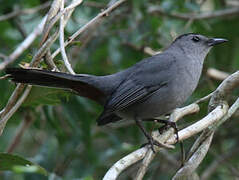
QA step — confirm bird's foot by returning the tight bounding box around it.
[141,136,174,153]
[156,120,179,143]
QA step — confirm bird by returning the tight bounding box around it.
[6,33,228,151]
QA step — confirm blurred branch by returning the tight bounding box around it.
[52,0,127,59]
[84,1,106,8]
[7,112,34,153]
[59,0,83,74]
[44,51,59,71]
[0,53,7,60]
[40,0,62,45]
[148,6,239,20]
[1,0,127,136]
[207,68,230,81]
[0,16,47,70]
[40,0,83,45]
[123,42,160,56]
[0,1,51,22]
[0,32,58,135]
[201,146,239,180]
[0,86,32,135]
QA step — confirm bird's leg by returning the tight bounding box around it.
[135,117,170,153]
[144,118,185,165]
[155,120,179,142]
[154,119,185,166]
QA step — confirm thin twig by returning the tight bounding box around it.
[0,53,7,60]
[40,0,84,45]
[59,0,83,74]
[40,0,62,45]
[201,146,239,180]
[52,0,127,59]
[103,104,200,180]
[7,112,34,153]
[0,86,32,135]
[0,16,47,70]
[44,51,59,71]
[194,92,213,104]
[148,6,239,20]
[207,68,230,81]
[0,32,59,134]
[0,1,51,22]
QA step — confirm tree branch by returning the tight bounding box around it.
[0,16,47,70]
[0,1,51,22]
[172,131,214,180]
[148,6,239,20]
[52,0,127,59]
[209,70,239,111]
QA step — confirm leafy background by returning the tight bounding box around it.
[0,0,239,179]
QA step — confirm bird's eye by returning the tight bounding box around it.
[192,36,200,42]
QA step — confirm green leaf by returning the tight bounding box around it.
[0,153,48,176]
[83,176,94,180]
[22,86,70,107]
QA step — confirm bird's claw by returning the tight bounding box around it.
[141,136,173,153]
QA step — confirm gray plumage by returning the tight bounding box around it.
[6,33,228,126]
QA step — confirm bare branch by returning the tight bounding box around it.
[44,51,59,71]
[0,32,59,134]
[172,131,214,180]
[7,112,34,153]
[30,31,59,67]
[103,104,200,180]
[40,0,62,45]
[167,103,228,144]
[207,68,230,81]
[0,1,51,22]
[59,0,75,74]
[103,147,148,180]
[0,86,32,135]
[171,69,239,179]
[201,146,239,180]
[40,0,86,45]
[52,0,127,59]
[59,0,83,74]
[84,1,106,8]
[213,97,239,129]
[209,70,239,111]
[0,16,47,70]
[194,92,213,104]
[148,6,239,20]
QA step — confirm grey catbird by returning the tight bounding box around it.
[6,33,227,150]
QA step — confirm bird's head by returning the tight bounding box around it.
[170,33,228,60]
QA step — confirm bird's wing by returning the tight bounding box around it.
[97,53,177,125]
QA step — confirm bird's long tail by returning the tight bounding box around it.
[6,68,105,103]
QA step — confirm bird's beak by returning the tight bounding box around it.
[207,38,228,46]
